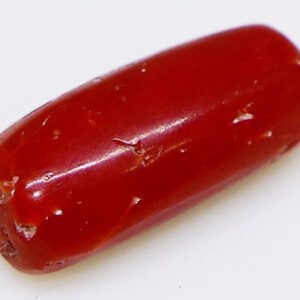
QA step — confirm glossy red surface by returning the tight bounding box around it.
[0,25,299,273]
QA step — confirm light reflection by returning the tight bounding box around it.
[26,116,190,189]
[137,116,188,142]
[26,147,126,189]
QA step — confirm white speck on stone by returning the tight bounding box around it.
[233,113,254,124]
[42,116,50,126]
[42,172,54,182]
[132,196,142,205]
[180,148,187,153]
[263,130,273,138]
[4,176,19,187]
[141,68,146,73]
[15,223,37,241]
[0,176,19,204]
[33,190,42,198]
[54,209,63,216]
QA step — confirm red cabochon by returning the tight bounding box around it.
[0,25,299,273]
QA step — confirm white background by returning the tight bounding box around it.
[0,1,300,299]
